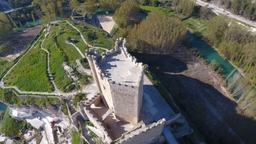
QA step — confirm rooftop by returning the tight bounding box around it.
[26,116,45,129]
[9,108,32,119]
[88,75,176,140]
[98,51,142,86]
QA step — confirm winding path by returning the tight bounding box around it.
[0,20,109,98]
[40,32,60,94]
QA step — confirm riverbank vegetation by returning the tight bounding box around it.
[109,0,256,143]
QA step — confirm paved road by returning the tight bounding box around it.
[196,0,256,28]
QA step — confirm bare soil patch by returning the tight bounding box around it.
[132,46,256,144]
[1,25,42,61]
[98,15,115,34]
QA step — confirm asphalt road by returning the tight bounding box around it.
[196,0,256,28]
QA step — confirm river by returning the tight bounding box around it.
[186,31,237,77]
[0,101,7,111]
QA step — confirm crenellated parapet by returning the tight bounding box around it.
[115,118,166,144]
[83,105,113,143]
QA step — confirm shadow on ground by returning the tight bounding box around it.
[132,52,256,144]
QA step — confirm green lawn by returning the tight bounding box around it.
[140,5,174,16]
[68,21,114,49]
[182,17,208,35]
[43,33,72,91]
[57,22,88,52]
[56,33,82,66]
[71,130,83,144]
[4,42,54,92]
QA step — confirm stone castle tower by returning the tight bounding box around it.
[85,38,144,124]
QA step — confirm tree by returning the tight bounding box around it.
[33,0,62,23]
[80,0,97,11]
[113,0,140,27]
[127,11,186,54]
[70,0,80,9]
[0,12,12,40]
[207,16,228,45]
[176,0,196,17]
[99,0,125,9]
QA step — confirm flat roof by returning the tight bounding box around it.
[26,117,45,129]
[99,52,142,85]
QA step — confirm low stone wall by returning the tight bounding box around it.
[83,105,113,143]
[115,118,166,144]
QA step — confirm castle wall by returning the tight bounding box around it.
[84,105,113,143]
[85,38,144,124]
[109,71,143,124]
[116,118,166,144]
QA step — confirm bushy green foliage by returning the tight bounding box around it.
[0,12,12,40]
[73,93,86,108]
[127,11,186,54]
[43,33,72,92]
[69,21,114,49]
[176,0,195,17]
[0,58,14,78]
[61,103,68,116]
[207,16,228,45]
[24,96,60,106]
[210,59,224,75]
[8,0,32,8]
[0,89,22,105]
[71,130,83,144]
[0,42,13,56]
[1,108,26,136]
[99,0,124,9]
[4,44,54,92]
[113,0,140,27]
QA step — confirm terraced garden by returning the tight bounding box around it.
[2,20,114,93]
[4,37,54,92]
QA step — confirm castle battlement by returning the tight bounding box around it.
[116,118,166,144]
[85,37,144,124]
[84,105,113,143]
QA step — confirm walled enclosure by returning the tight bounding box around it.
[86,38,144,124]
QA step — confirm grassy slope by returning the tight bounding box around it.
[4,43,54,92]
[1,108,25,136]
[69,21,114,49]
[140,5,174,16]
[43,32,72,91]
[0,58,14,77]
[71,130,83,144]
